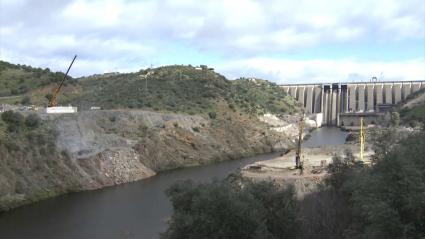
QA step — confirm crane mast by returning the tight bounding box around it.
[296,115,304,169]
[48,55,77,107]
[360,117,364,161]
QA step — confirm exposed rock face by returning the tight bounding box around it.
[259,113,317,142]
[0,110,294,211]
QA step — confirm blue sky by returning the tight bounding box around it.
[0,0,424,84]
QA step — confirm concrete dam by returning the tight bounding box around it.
[280,81,425,126]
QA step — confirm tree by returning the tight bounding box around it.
[161,178,300,239]
[45,93,54,102]
[2,110,24,125]
[325,149,360,190]
[391,111,400,127]
[43,67,50,74]
[2,110,24,133]
[25,114,41,129]
[369,127,399,162]
[342,131,425,239]
[21,96,31,105]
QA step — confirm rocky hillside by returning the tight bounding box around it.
[0,102,296,211]
[0,62,306,211]
[394,88,425,127]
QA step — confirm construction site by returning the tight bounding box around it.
[242,116,373,183]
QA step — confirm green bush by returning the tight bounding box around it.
[25,114,41,129]
[325,149,361,190]
[109,116,117,122]
[192,126,200,132]
[7,124,22,133]
[4,141,20,152]
[391,111,400,127]
[45,93,53,102]
[2,110,24,125]
[21,96,31,105]
[2,110,24,133]
[161,179,300,239]
[409,120,419,128]
[337,131,425,238]
[208,112,217,119]
[36,133,47,145]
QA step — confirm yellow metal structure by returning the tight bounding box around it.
[48,55,77,107]
[296,115,304,169]
[360,117,364,161]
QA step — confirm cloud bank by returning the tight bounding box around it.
[0,0,424,83]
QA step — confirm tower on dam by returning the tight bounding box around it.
[280,81,425,126]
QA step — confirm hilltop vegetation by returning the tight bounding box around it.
[73,65,302,116]
[0,61,80,106]
[392,88,425,128]
[0,61,303,117]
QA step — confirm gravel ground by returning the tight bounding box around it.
[243,144,373,177]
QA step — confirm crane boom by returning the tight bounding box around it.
[48,55,77,107]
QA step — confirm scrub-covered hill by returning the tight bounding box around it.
[0,63,306,211]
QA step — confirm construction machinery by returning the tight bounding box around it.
[359,117,364,161]
[295,115,304,169]
[48,55,77,107]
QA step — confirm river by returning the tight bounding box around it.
[0,127,347,239]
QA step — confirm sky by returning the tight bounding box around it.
[0,0,424,84]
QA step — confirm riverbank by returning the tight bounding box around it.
[241,144,374,197]
[0,127,343,239]
[0,110,297,212]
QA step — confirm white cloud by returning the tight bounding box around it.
[0,0,424,81]
[216,58,425,84]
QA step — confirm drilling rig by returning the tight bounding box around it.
[360,117,364,161]
[295,115,304,169]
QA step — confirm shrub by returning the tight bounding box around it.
[25,114,41,129]
[173,122,179,128]
[4,141,20,152]
[192,126,200,132]
[36,133,47,145]
[391,111,400,127]
[161,179,300,239]
[109,116,117,122]
[409,120,419,128]
[341,132,425,238]
[325,149,361,190]
[208,112,217,119]
[2,110,24,125]
[25,132,35,142]
[11,89,18,95]
[7,124,22,133]
[45,93,53,102]
[21,96,31,105]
